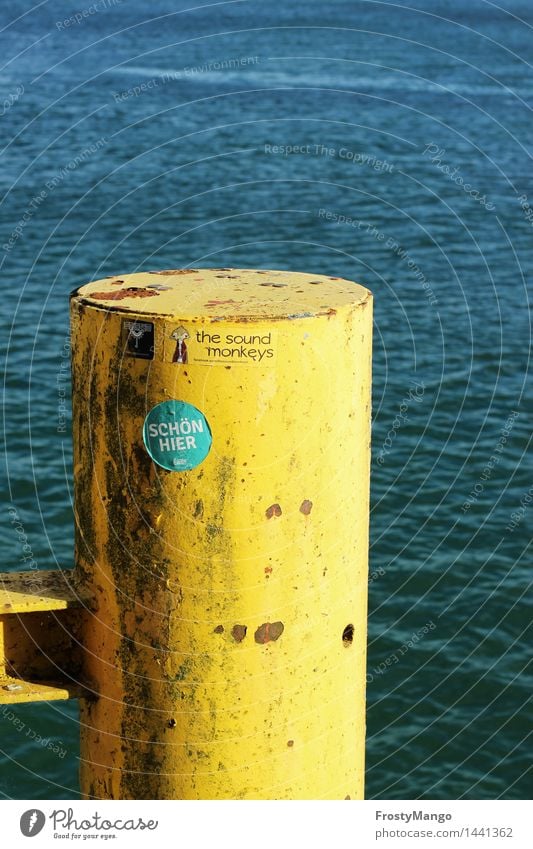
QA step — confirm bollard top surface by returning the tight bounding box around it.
[72,268,371,321]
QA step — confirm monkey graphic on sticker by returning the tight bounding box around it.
[170,326,189,363]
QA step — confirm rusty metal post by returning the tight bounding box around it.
[1,267,372,800]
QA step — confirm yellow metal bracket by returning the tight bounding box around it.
[0,570,93,705]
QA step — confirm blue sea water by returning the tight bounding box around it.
[0,0,531,799]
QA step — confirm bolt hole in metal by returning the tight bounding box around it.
[342,624,354,646]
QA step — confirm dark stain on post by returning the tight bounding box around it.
[231,624,247,643]
[255,621,284,644]
[287,739,294,747]
[213,625,224,634]
[265,503,282,519]
[300,499,313,515]
[194,499,204,519]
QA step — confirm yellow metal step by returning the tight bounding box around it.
[0,672,87,704]
[0,569,90,613]
[0,570,94,704]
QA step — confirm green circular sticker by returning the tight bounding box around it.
[143,400,212,471]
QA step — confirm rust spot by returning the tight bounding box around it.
[300,499,313,515]
[265,503,282,519]
[318,308,337,318]
[204,299,238,307]
[213,625,224,634]
[287,739,294,747]
[231,624,247,643]
[345,795,351,800]
[168,718,176,728]
[254,621,284,644]
[90,288,159,300]
[264,566,273,575]
[342,624,355,646]
[194,499,204,519]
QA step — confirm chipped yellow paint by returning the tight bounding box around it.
[75,267,370,320]
[10,266,370,800]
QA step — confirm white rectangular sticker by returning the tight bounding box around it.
[164,324,277,365]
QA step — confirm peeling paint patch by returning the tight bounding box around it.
[231,624,247,643]
[300,499,313,515]
[194,500,204,519]
[213,625,224,634]
[168,718,176,728]
[254,621,284,644]
[259,282,287,288]
[265,503,282,519]
[204,299,238,307]
[91,288,159,301]
[206,522,222,541]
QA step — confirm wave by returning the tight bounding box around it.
[111,64,530,98]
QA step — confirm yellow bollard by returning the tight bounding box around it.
[73,267,372,799]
